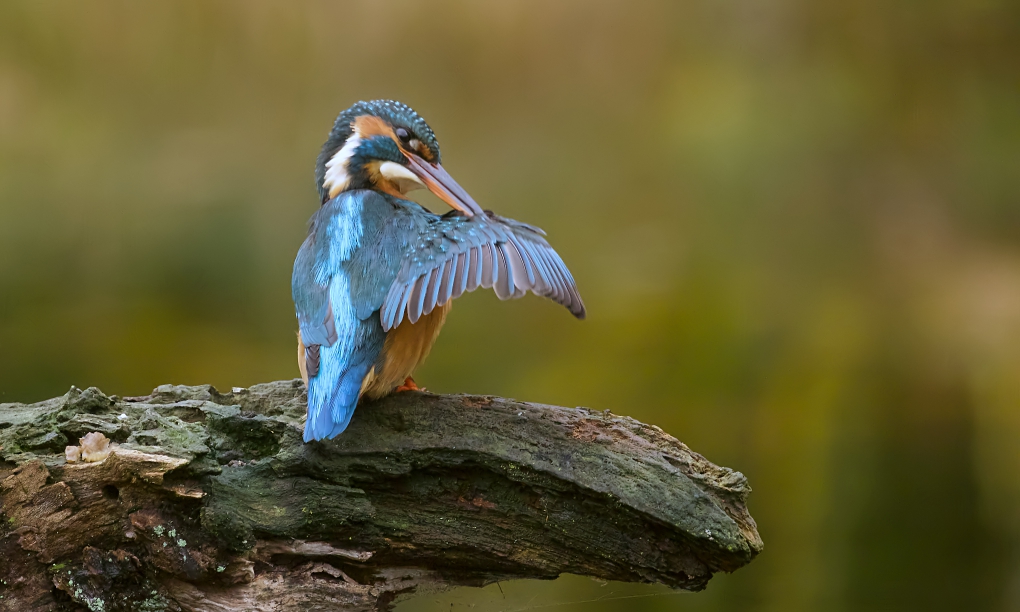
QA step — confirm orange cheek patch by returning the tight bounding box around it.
[354,115,397,140]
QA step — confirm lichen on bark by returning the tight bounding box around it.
[0,380,761,611]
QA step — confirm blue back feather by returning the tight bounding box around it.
[294,191,397,441]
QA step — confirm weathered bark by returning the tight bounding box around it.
[0,380,762,611]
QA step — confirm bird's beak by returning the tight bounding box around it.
[405,153,486,218]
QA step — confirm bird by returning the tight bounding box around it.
[292,100,585,442]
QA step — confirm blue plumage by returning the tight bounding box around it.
[293,100,585,442]
[306,333,380,440]
[293,191,386,442]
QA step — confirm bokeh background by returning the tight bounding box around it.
[1,1,1018,610]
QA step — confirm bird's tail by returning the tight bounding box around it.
[304,347,373,442]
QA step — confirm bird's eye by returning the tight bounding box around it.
[395,127,411,143]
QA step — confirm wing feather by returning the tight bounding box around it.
[408,274,427,324]
[480,244,496,289]
[523,243,557,298]
[452,251,469,300]
[438,256,456,307]
[502,241,530,298]
[382,282,409,331]
[494,245,512,299]
[544,247,584,316]
[507,236,537,287]
[305,344,320,378]
[376,211,585,326]
[467,247,481,291]
[516,239,551,295]
[423,265,443,316]
[533,245,571,307]
[380,282,399,331]
[392,280,413,329]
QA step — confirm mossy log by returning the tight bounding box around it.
[0,380,762,611]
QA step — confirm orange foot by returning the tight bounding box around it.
[395,377,422,393]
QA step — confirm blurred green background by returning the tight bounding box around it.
[1,1,1018,610]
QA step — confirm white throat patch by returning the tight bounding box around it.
[378,161,425,194]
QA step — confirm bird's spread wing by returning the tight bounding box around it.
[369,208,586,332]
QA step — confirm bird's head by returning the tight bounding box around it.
[315,99,484,217]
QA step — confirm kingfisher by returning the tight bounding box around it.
[292,100,585,442]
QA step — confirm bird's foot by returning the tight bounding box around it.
[395,377,423,393]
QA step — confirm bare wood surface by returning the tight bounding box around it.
[0,381,762,611]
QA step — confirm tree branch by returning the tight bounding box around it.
[0,381,762,611]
